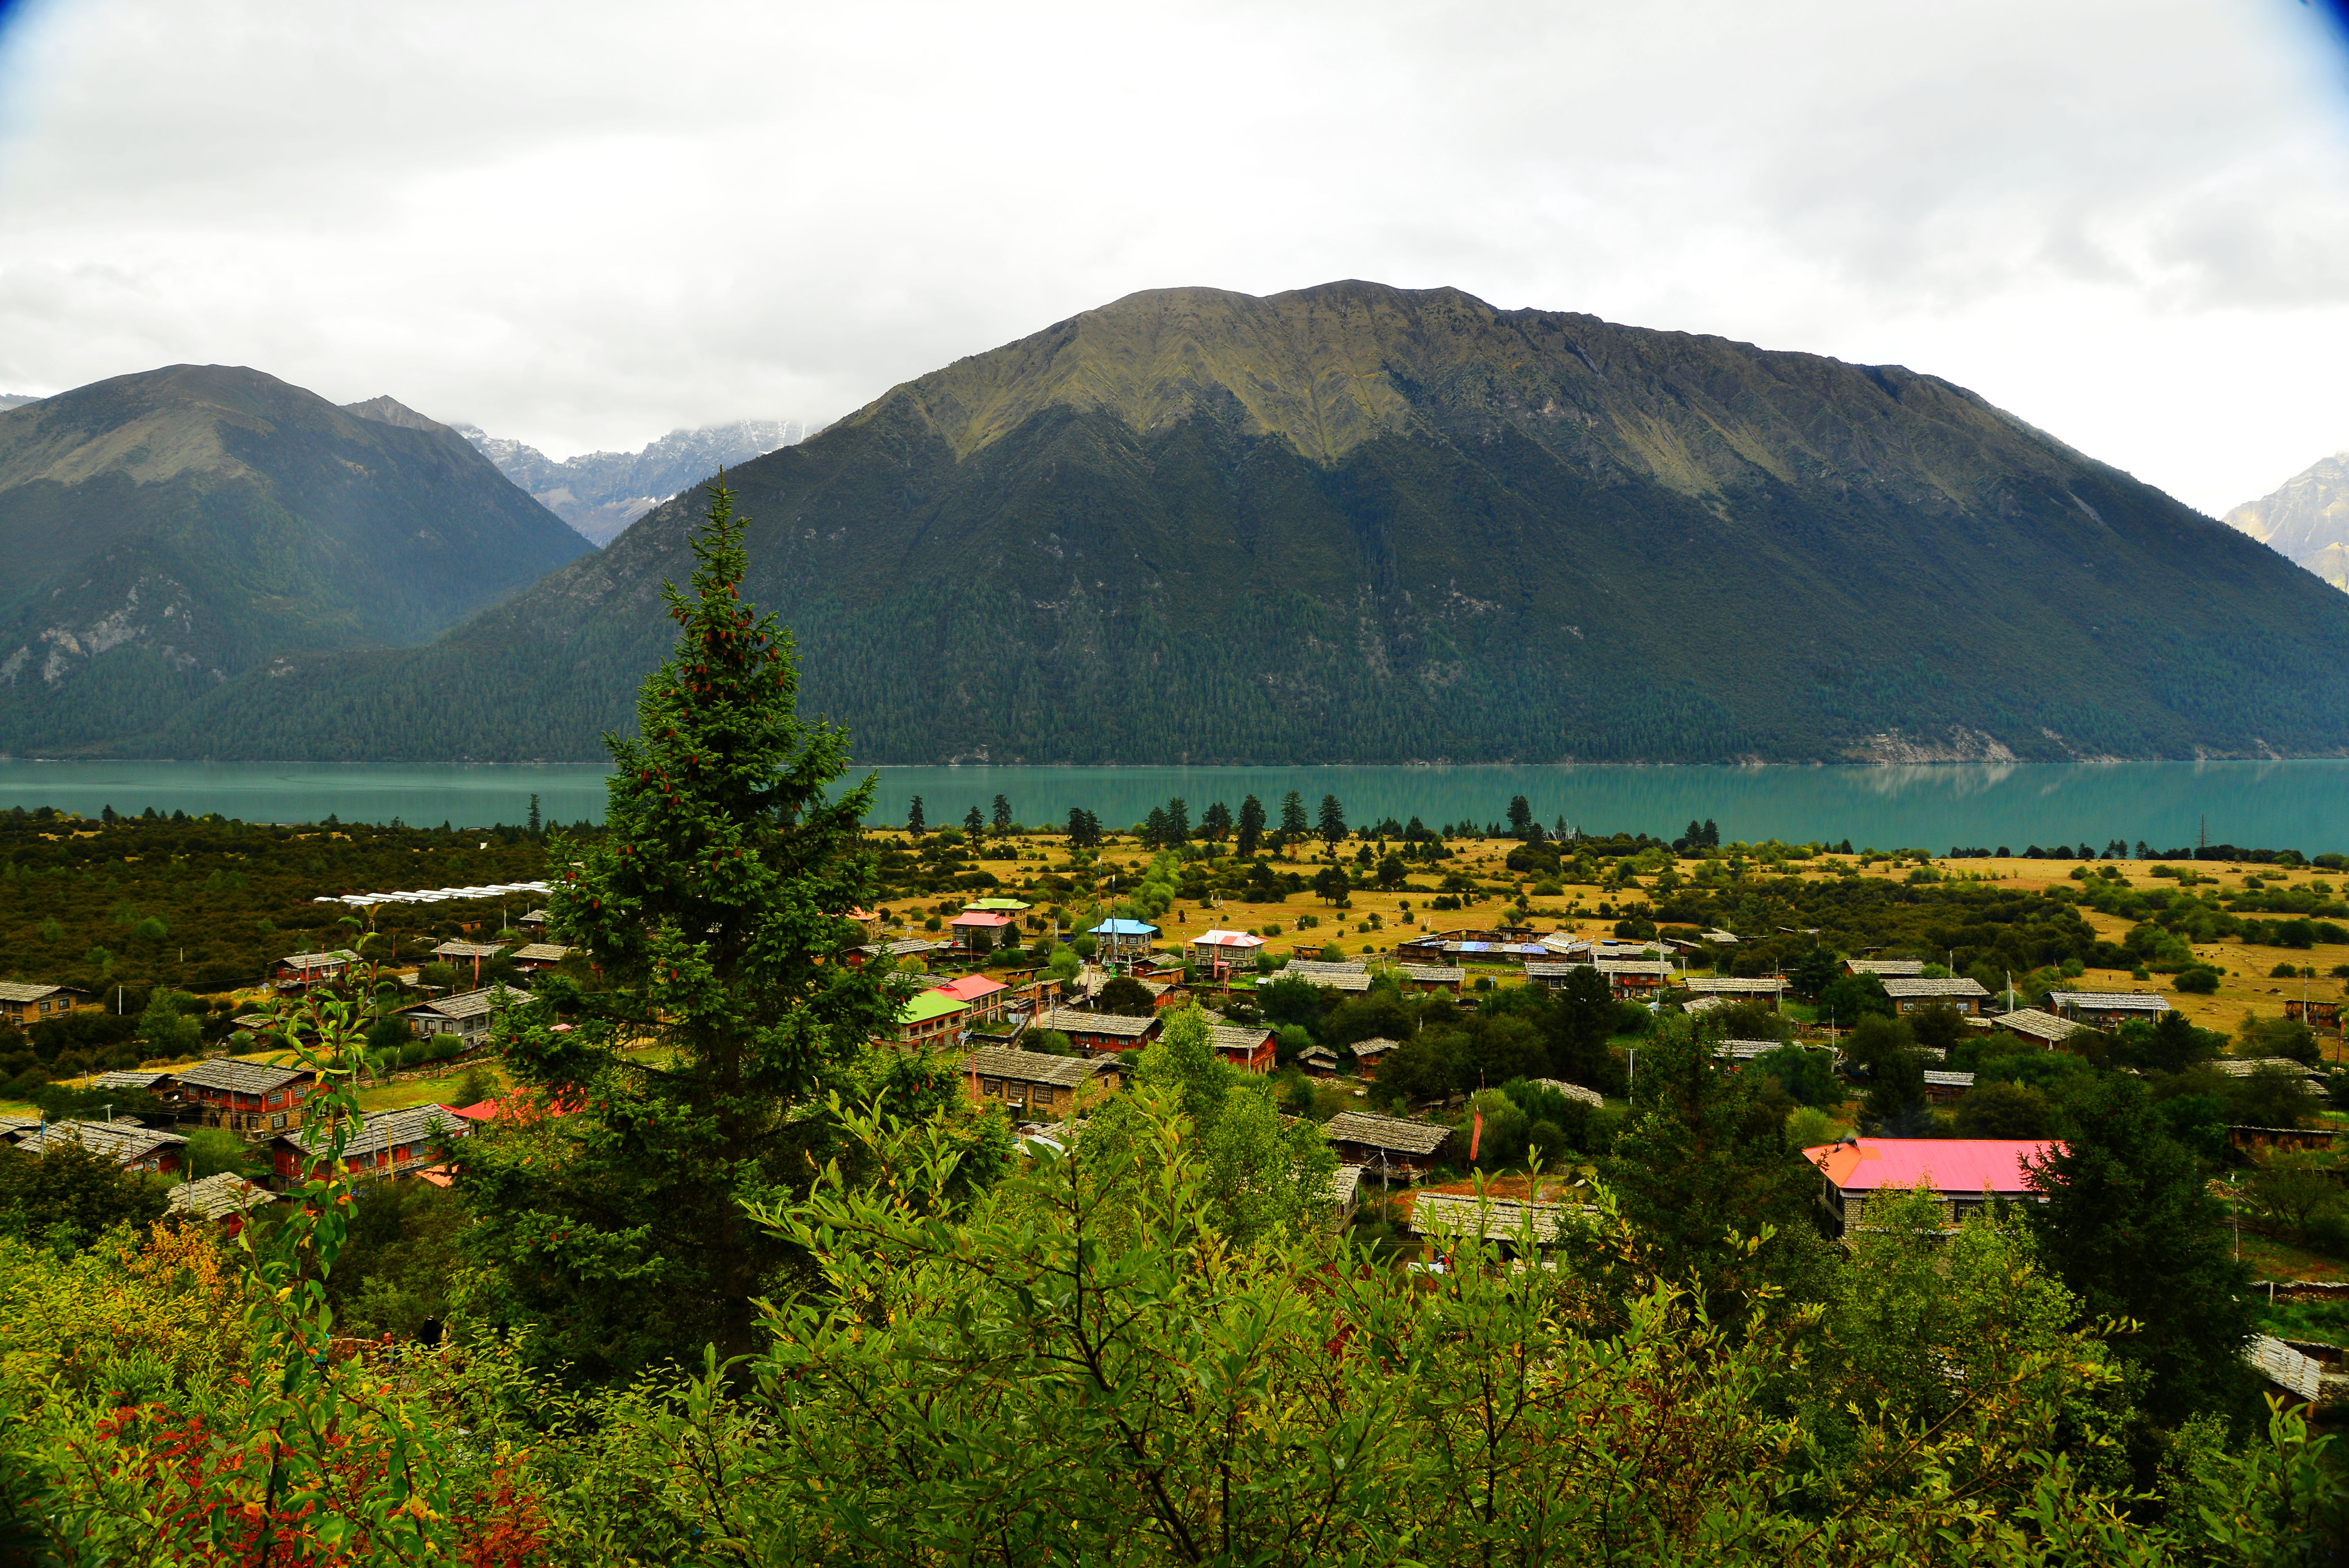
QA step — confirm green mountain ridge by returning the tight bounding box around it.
[76,283,2349,763]
[0,365,593,754]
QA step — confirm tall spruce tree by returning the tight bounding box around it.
[1236,795,1265,858]
[460,483,982,1379]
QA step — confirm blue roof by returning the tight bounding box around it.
[1089,919,1159,935]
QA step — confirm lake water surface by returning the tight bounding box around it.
[0,759,2343,856]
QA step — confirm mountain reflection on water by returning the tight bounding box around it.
[0,759,2340,856]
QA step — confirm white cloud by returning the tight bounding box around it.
[0,0,2345,511]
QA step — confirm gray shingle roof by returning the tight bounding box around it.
[276,949,358,969]
[171,1058,309,1095]
[965,1047,1100,1088]
[403,985,525,1023]
[1923,1070,1977,1089]
[1845,958,1923,976]
[1209,1024,1275,1057]
[1349,1037,1403,1058]
[1527,1078,1606,1107]
[1714,1039,1795,1060]
[169,1172,278,1221]
[87,1070,166,1090]
[1993,1008,2083,1044]
[1296,971,1372,992]
[1882,977,1991,999]
[286,1103,467,1160]
[431,941,505,959]
[1682,976,1787,994]
[1034,1006,1157,1039]
[2048,990,2173,1013]
[11,1119,188,1164]
[1329,1164,1363,1208]
[511,943,573,963]
[1397,964,1466,983]
[1321,1111,1451,1156]
[1595,959,1673,976]
[1284,960,1367,976]
[0,982,77,1003]
[1408,1187,1591,1242]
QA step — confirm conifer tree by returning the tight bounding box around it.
[907,795,926,835]
[1317,793,1347,853]
[964,804,986,836]
[461,482,981,1378]
[991,795,1012,834]
[1236,795,1265,858]
[1279,791,1308,841]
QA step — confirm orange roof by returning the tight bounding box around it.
[1804,1138,2058,1196]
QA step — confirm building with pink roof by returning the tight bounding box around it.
[1804,1137,2059,1237]
[929,972,1011,1024]
[949,909,1015,953]
[1187,928,1265,978]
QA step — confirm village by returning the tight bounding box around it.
[4,814,2344,1413]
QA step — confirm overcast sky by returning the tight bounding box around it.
[2,0,2346,514]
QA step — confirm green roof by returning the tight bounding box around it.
[966,898,1032,911]
[900,991,970,1025]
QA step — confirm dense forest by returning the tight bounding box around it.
[115,282,2349,764]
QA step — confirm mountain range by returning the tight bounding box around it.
[454,419,808,545]
[0,366,590,754]
[111,281,2349,765]
[2225,453,2349,593]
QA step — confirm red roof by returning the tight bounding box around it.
[929,974,1008,1003]
[950,911,1013,928]
[1804,1138,2058,1197]
[1191,929,1265,949]
[451,1092,581,1124]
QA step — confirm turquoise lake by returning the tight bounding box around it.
[0,759,2343,855]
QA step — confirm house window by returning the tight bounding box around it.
[273,1114,287,1130]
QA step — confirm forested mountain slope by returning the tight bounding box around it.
[0,366,591,754]
[142,283,2349,762]
[2225,450,2349,593]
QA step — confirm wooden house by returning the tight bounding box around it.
[508,943,575,974]
[272,949,359,992]
[1881,977,1991,1016]
[0,983,96,1028]
[1030,1005,1161,1056]
[272,1102,470,1187]
[1681,976,1786,1004]
[396,985,523,1045]
[1087,918,1158,960]
[964,1046,1104,1122]
[167,1058,318,1140]
[1299,1045,1340,1077]
[930,973,1011,1025]
[1594,959,1673,998]
[895,989,970,1049]
[1843,958,1923,978]
[1321,1111,1451,1176]
[2045,990,2173,1026]
[1803,1137,2055,1237]
[430,940,505,988]
[2285,998,2342,1033]
[1922,1069,1977,1105]
[950,909,1016,953]
[1209,1023,1277,1074]
[1396,964,1466,994]
[168,1172,278,1234]
[1349,1037,1403,1077]
[518,908,549,936]
[1992,1007,2085,1050]
[1188,928,1266,979]
[2228,1124,2337,1156]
